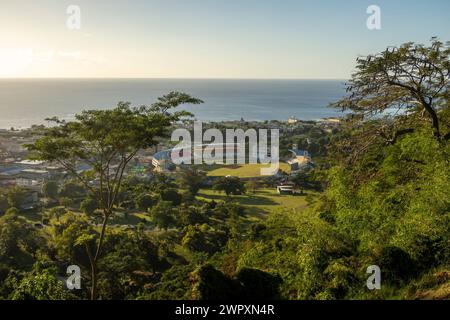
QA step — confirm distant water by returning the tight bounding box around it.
[0,79,346,129]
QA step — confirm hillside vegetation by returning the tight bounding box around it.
[0,40,448,300]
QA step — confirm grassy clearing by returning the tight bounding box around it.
[108,210,151,225]
[20,184,312,227]
[197,188,312,216]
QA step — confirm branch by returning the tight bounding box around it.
[385,128,415,145]
[56,159,96,194]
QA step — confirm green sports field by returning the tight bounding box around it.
[205,163,291,178]
[197,188,311,216]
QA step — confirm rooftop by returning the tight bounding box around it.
[289,149,309,157]
[21,169,49,174]
[15,160,45,166]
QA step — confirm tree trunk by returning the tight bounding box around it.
[90,262,98,300]
[90,212,110,300]
[422,100,441,140]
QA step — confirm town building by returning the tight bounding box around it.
[288,117,299,124]
[287,149,312,171]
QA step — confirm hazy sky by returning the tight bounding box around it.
[1,0,449,78]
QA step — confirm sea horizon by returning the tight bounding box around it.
[0,78,347,129]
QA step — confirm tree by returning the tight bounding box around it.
[179,205,208,227]
[190,265,281,300]
[245,180,260,194]
[26,92,203,299]
[190,265,241,300]
[0,210,42,268]
[0,194,8,215]
[213,176,245,196]
[148,201,177,231]
[59,181,86,199]
[48,212,97,282]
[6,187,26,209]
[334,39,449,141]
[291,170,315,194]
[179,166,206,196]
[80,198,99,216]
[135,193,156,211]
[97,229,160,299]
[59,197,75,208]
[374,246,417,284]
[4,207,19,216]
[10,268,77,300]
[42,181,59,199]
[181,225,205,252]
[236,268,282,300]
[160,189,182,206]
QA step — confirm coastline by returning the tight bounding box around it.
[0,116,343,131]
[0,79,346,130]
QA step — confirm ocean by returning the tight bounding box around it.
[0,79,347,129]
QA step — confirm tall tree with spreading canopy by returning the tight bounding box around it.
[179,166,207,196]
[26,92,203,299]
[213,176,245,196]
[335,39,449,142]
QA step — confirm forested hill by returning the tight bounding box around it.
[0,40,448,300]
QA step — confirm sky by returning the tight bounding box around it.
[0,0,449,79]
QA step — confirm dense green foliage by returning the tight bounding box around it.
[0,40,448,300]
